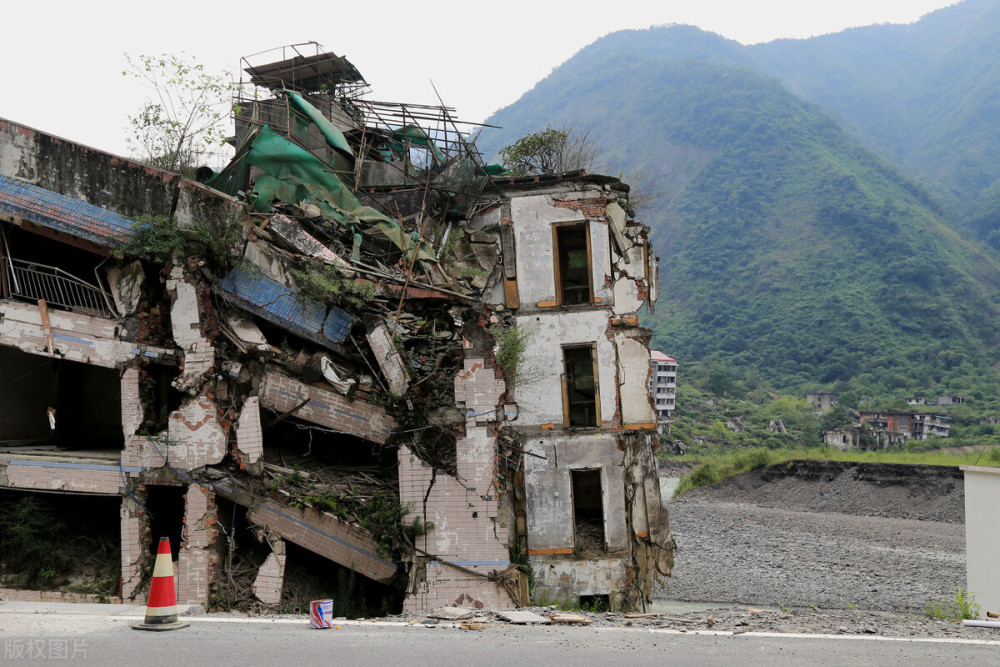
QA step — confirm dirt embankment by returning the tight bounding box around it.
[656,460,967,616]
[681,459,965,523]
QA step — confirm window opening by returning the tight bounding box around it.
[571,468,605,553]
[554,224,592,305]
[562,345,598,427]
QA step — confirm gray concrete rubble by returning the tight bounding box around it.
[0,45,673,614]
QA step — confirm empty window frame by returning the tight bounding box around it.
[552,223,593,306]
[571,468,605,553]
[562,344,600,427]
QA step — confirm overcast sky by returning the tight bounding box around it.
[1,0,958,157]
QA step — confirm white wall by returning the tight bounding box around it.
[513,309,617,426]
[509,194,613,308]
[963,466,1000,618]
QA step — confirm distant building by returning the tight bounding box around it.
[649,352,677,431]
[935,395,969,406]
[806,392,838,413]
[906,397,926,406]
[858,410,950,441]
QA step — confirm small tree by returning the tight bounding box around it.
[499,125,659,213]
[123,53,233,175]
[499,126,598,177]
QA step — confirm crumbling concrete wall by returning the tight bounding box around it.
[0,118,244,235]
[120,498,145,599]
[235,397,263,465]
[0,300,173,368]
[522,434,628,553]
[514,309,617,427]
[0,456,128,494]
[252,540,286,608]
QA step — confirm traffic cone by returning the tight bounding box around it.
[132,537,190,631]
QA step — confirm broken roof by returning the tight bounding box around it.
[0,174,135,248]
[216,268,351,352]
[245,50,366,92]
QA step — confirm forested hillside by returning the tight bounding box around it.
[476,0,1000,397]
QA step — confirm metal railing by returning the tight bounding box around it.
[2,257,115,318]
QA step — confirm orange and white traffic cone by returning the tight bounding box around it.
[132,537,190,631]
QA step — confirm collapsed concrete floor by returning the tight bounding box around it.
[0,46,674,613]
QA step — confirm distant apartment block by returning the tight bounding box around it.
[650,352,677,431]
[806,392,838,413]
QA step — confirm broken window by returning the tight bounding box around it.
[562,344,599,427]
[571,468,605,553]
[553,223,592,306]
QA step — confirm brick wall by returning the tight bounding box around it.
[121,368,143,436]
[120,498,144,599]
[248,501,396,583]
[176,484,217,605]
[252,548,286,607]
[397,354,515,611]
[165,395,227,469]
[454,359,505,420]
[235,397,263,464]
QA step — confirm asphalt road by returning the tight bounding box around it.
[1,605,998,666]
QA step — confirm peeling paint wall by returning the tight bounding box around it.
[514,309,616,426]
[522,434,628,553]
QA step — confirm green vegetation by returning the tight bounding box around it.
[490,322,530,379]
[288,264,376,311]
[926,588,981,621]
[498,126,598,176]
[477,9,1000,399]
[664,378,1000,496]
[114,214,243,271]
[0,496,72,587]
[276,476,413,559]
[123,53,233,175]
[0,496,119,595]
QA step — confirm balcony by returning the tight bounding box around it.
[2,256,116,318]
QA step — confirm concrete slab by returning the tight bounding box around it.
[496,610,552,624]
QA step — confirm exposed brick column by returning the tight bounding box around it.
[252,540,286,608]
[120,497,145,600]
[176,484,216,606]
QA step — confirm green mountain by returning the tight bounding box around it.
[748,0,1000,225]
[476,12,1000,395]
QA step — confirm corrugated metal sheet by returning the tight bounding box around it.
[216,268,351,351]
[0,174,135,246]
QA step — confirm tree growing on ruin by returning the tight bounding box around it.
[499,125,660,213]
[123,53,233,175]
[499,126,599,177]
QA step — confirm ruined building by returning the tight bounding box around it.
[0,44,672,612]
